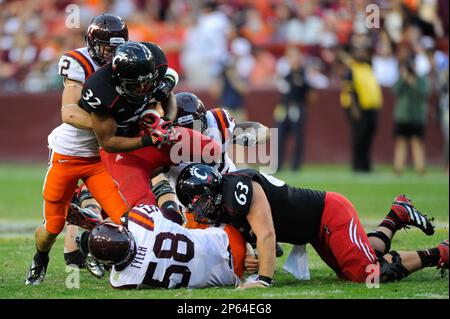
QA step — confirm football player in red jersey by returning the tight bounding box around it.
[79,42,221,210]
[176,164,448,288]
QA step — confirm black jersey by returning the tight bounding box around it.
[221,169,325,245]
[79,64,147,137]
[78,43,170,137]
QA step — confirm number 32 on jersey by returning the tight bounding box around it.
[82,89,102,109]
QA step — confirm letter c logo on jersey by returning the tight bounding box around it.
[234,181,249,206]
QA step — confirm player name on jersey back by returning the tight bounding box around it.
[110,205,240,289]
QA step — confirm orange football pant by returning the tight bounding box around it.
[42,150,129,234]
[184,212,246,278]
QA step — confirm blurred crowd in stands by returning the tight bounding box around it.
[0,0,448,92]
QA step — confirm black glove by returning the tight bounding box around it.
[153,78,174,102]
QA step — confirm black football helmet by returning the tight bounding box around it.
[140,42,168,85]
[112,42,157,103]
[85,13,128,66]
[176,164,223,225]
[173,92,208,133]
[88,222,136,268]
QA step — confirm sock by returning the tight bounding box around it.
[379,210,400,232]
[64,249,86,267]
[417,248,440,267]
[34,247,49,264]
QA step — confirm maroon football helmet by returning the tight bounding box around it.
[88,222,136,268]
[85,13,128,66]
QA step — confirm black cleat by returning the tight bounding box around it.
[25,254,49,286]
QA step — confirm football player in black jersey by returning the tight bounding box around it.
[176,164,447,288]
[79,41,221,209]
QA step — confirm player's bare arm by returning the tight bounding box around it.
[61,79,93,130]
[150,172,184,221]
[91,113,145,152]
[239,181,276,289]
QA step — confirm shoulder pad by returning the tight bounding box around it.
[60,50,96,81]
[222,173,253,217]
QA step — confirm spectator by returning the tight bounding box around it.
[392,56,430,175]
[274,45,312,171]
[285,1,324,45]
[249,47,276,87]
[372,31,399,87]
[240,5,272,46]
[339,47,383,173]
[180,1,230,88]
[210,37,250,121]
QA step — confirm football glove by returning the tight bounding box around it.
[232,132,257,147]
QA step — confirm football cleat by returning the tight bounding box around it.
[25,255,49,286]
[391,195,435,235]
[437,239,449,278]
[86,253,106,279]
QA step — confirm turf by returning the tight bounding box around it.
[0,163,448,299]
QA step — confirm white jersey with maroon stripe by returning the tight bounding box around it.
[204,108,237,173]
[110,205,240,289]
[48,47,101,157]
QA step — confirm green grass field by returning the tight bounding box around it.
[0,163,448,299]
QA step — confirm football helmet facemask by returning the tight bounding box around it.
[176,164,223,225]
[112,42,157,103]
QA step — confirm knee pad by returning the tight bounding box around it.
[367,231,391,256]
[379,251,410,282]
[43,201,68,234]
[45,215,66,235]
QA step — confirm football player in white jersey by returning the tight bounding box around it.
[158,93,284,259]
[25,14,134,286]
[172,92,269,175]
[78,203,246,289]
[54,14,129,275]
[87,205,245,289]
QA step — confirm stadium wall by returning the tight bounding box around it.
[0,88,444,165]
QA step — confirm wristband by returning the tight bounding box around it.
[152,179,175,202]
[256,275,272,287]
